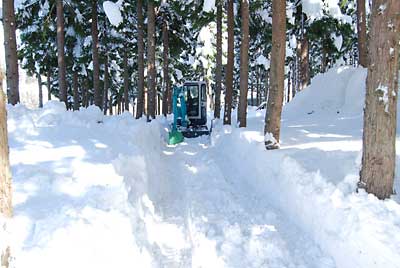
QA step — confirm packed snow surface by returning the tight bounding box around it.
[1,66,400,267]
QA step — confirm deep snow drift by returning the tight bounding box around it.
[1,66,400,268]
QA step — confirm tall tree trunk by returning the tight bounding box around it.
[0,71,12,268]
[47,69,52,101]
[360,0,400,199]
[136,0,145,118]
[321,44,328,73]
[0,70,12,218]
[72,71,79,111]
[92,0,101,109]
[264,0,286,149]
[147,0,156,120]
[109,96,113,115]
[2,0,19,105]
[37,73,43,108]
[157,93,161,115]
[250,77,254,106]
[256,67,260,105]
[56,0,67,106]
[117,94,121,115]
[103,54,109,115]
[299,35,310,90]
[123,47,130,112]
[223,0,234,125]
[82,78,88,108]
[287,69,291,103]
[357,0,368,67]
[291,62,296,98]
[161,1,170,116]
[214,0,223,119]
[237,0,249,127]
[265,69,270,103]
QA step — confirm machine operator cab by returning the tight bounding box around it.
[183,81,208,127]
[170,81,210,141]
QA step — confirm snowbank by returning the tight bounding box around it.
[284,66,367,117]
[4,102,156,267]
[209,66,400,267]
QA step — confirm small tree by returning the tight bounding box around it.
[359,0,400,199]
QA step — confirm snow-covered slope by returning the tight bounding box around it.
[284,67,367,117]
[2,66,400,267]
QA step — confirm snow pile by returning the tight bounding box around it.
[5,102,157,267]
[103,0,123,27]
[209,65,400,267]
[256,55,270,70]
[302,0,324,21]
[284,66,367,117]
[212,126,400,267]
[302,0,352,23]
[202,0,215,13]
[331,33,343,51]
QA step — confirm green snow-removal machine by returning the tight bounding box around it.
[168,81,210,145]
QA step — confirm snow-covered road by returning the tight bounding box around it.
[146,138,335,268]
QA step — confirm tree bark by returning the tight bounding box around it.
[237,0,250,127]
[82,78,88,108]
[257,76,260,105]
[161,1,170,116]
[117,94,121,115]
[0,70,12,218]
[38,73,43,108]
[287,68,291,103]
[360,0,400,199]
[147,0,156,120]
[214,0,223,119]
[47,69,52,101]
[264,0,286,149]
[103,54,109,115]
[2,0,19,105]
[299,35,310,91]
[357,0,368,67]
[265,69,270,103]
[223,0,234,125]
[123,47,130,112]
[92,0,101,109]
[136,0,145,118]
[321,45,328,73]
[72,71,79,111]
[250,77,254,106]
[56,0,67,106]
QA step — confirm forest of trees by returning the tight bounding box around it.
[0,0,399,213]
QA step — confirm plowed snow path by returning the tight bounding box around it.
[141,137,336,268]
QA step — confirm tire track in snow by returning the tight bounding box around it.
[164,138,335,268]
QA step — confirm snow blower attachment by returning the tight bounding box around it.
[168,81,210,145]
